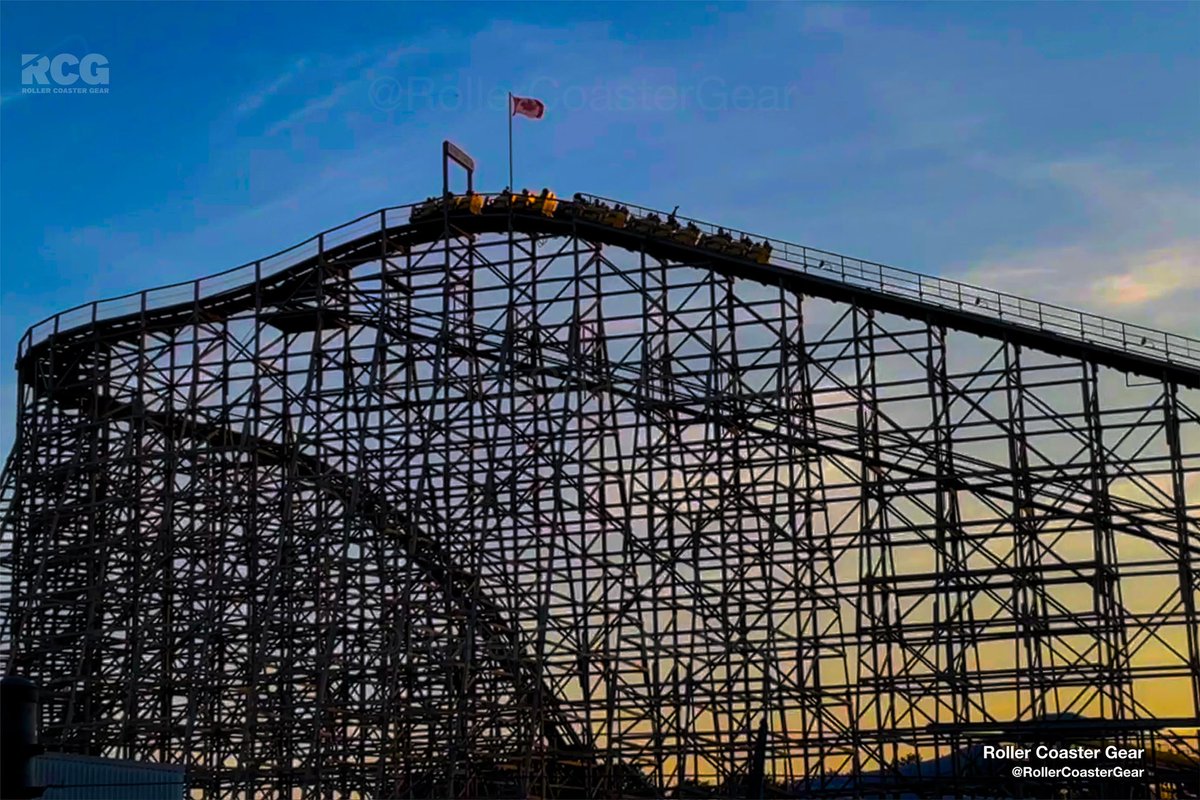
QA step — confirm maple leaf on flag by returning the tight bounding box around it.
[511,95,545,119]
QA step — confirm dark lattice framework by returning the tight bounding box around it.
[2,191,1198,799]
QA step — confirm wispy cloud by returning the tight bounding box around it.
[961,158,1200,332]
[253,43,424,137]
[1017,158,1200,240]
[235,57,310,116]
[263,81,354,137]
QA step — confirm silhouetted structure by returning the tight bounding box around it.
[2,166,1198,797]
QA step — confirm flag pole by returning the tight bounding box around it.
[507,92,514,191]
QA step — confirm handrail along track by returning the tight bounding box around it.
[16,193,1199,389]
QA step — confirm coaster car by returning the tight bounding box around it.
[698,228,736,253]
[627,212,664,235]
[572,195,629,228]
[489,188,551,215]
[487,189,531,212]
[411,193,483,222]
[748,241,773,264]
[452,192,484,215]
[409,196,445,223]
[576,203,603,222]
[573,194,607,222]
[603,206,629,228]
[728,235,756,259]
[487,191,514,211]
[629,212,681,238]
[723,241,752,259]
[534,189,558,217]
[672,222,702,246]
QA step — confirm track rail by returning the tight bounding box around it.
[16,194,1199,389]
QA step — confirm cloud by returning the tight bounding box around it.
[967,241,1200,329]
[1089,246,1200,308]
[1019,158,1200,241]
[263,81,354,137]
[239,43,425,137]
[959,158,1200,333]
[235,57,310,115]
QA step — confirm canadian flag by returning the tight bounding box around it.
[511,95,545,119]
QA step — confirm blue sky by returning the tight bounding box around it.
[1,2,1198,455]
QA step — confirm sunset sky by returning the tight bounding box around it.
[2,1,1198,453]
[2,7,1197,790]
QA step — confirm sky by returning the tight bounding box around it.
[1,1,1198,456]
